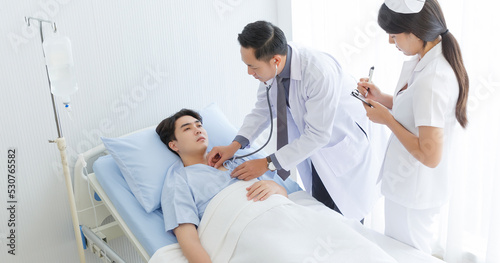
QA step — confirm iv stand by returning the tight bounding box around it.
[25,16,86,263]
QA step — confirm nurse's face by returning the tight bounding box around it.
[169,115,208,156]
[240,47,278,83]
[388,33,424,56]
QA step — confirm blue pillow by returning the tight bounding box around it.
[101,103,301,213]
[101,103,243,213]
[101,128,177,213]
[199,103,238,153]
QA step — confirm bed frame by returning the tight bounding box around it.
[72,127,444,263]
[74,141,150,262]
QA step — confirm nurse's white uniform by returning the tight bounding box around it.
[237,43,382,221]
[381,41,459,253]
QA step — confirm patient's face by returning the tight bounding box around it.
[169,115,208,156]
[241,47,276,83]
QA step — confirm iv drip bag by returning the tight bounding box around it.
[43,34,78,105]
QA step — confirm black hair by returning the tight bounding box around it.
[156,109,203,156]
[378,0,469,128]
[237,20,288,61]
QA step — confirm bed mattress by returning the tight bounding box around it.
[93,154,443,262]
[93,155,177,256]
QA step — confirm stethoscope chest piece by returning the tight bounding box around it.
[223,158,238,170]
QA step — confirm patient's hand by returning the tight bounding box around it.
[246,180,288,201]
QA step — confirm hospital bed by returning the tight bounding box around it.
[73,103,444,263]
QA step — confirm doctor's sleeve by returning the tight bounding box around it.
[233,135,250,149]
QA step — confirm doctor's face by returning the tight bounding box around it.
[388,33,423,56]
[168,115,208,156]
[240,47,277,83]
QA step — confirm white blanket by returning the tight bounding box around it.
[150,180,397,263]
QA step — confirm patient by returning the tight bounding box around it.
[156,109,288,263]
[153,109,397,263]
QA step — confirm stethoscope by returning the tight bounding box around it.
[223,64,278,170]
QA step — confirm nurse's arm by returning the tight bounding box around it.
[388,122,444,168]
[173,223,212,263]
[375,93,394,109]
[363,100,443,168]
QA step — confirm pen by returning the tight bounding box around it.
[366,66,374,97]
[368,66,374,83]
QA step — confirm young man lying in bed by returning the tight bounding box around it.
[156,109,290,263]
[154,109,396,263]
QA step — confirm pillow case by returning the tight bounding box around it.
[101,128,177,213]
[101,103,240,213]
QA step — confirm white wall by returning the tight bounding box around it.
[0,0,290,262]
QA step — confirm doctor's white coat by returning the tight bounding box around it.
[237,43,382,220]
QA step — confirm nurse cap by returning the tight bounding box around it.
[385,0,425,14]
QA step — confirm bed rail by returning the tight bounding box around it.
[81,225,126,263]
[74,131,153,262]
[74,144,109,229]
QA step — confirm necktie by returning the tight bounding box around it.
[276,77,291,180]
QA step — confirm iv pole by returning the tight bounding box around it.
[25,16,86,263]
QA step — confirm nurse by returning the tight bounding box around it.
[207,20,381,221]
[357,0,469,253]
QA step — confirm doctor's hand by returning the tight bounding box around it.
[363,99,394,126]
[357,78,382,100]
[207,141,240,169]
[231,158,268,181]
[246,180,288,201]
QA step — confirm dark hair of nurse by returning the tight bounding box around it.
[378,0,469,128]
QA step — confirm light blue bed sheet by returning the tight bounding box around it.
[93,155,177,256]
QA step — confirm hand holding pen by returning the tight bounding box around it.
[356,67,393,125]
[357,66,382,100]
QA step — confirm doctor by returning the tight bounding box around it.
[207,20,380,220]
[357,0,469,253]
